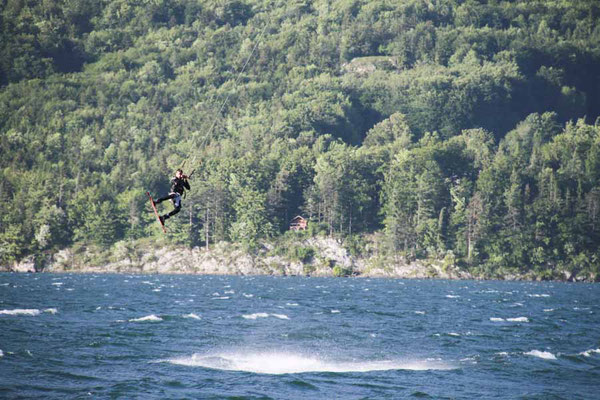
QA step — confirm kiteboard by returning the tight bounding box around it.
[146,191,166,233]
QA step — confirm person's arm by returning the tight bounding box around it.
[183,177,190,190]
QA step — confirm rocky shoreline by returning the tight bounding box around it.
[4,237,470,279]
[2,237,595,282]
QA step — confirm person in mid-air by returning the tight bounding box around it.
[153,169,190,224]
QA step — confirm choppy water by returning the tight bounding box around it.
[1,273,599,399]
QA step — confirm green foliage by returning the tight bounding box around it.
[288,245,315,263]
[333,265,352,277]
[1,0,600,279]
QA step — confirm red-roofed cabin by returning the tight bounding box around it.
[289,216,308,231]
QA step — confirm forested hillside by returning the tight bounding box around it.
[1,0,600,279]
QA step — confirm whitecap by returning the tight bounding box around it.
[579,349,600,357]
[0,349,3,357]
[163,351,454,374]
[543,309,554,312]
[446,295,460,298]
[447,332,461,337]
[242,313,270,319]
[525,350,557,360]
[331,310,341,314]
[129,314,162,322]
[183,313,201,320]
[212,296,230,300]
[243,293,254,298]
[506,317,529,322]
[51,282,63,286]
[44,308,58,314]
[414,311,426,315]
[0,309,41,316]
[490,317,529,323]
[286,303,299,306]
[528,294,550,298]
[242,313,289,320]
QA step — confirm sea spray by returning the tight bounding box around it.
[164,351,454,374]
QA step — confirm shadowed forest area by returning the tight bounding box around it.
[1,0,599,279]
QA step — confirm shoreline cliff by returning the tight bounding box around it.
[3,236,595,282]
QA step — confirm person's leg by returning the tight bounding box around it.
[155,193,175,204]
[163,194,182,220]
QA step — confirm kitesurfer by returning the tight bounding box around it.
[153,169,190,224]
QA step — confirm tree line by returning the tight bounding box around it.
[1,0,599,278]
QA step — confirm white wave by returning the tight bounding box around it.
[415,311,426,315]
[242,313,270,319]
[183,313,201,320]
[286,302,298,306]
[543,309,554,312]
[490,317,529,323]
[129,314,162,322]
[243,293,254,298]
[0,283,10,286]
[52,282,63,286]
[44,308,58,314]
[507,317,529,322]
[528,294,550,298]
[446,295,460,298]
[0,349,3,357]
[164,351,454,374]
[331,309,341,314]
[242,313,289,320]
[0,309,41,316]
[447,332,460,337]
[525,350,557,360]
[580,349,600,357]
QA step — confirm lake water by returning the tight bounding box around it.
[1,273,599,399]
